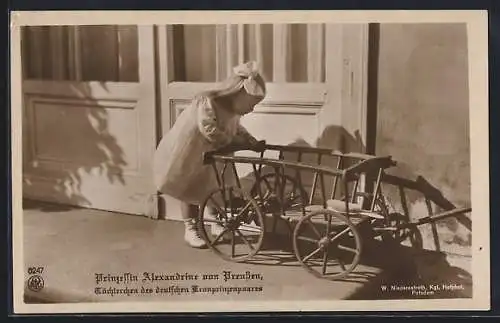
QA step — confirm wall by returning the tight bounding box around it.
[374,23,471,256]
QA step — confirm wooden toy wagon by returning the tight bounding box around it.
[198,142,471,281]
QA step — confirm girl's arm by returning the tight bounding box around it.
[235,124,258,145]
[197,96,233,148]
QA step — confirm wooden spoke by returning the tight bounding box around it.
[302,246,323,262]
[337,244,359,254]
[210,228,230,246]
[295,235,319,244]
[329,227,351,243]
[293,210,362,281]
[235,229,255,251]
[198,187,266,263]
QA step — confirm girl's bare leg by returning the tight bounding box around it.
[180,202,199,220]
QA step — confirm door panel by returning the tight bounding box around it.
[158,23,349,220]
[22,25,158,216]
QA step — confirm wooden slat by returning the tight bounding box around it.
[67,26,77,81]
[215,25,227,81]
[201,25,216,82]
[79,25,119,82]
[21,27,32,78]
[238,24,245,64]
[273,24,290,82]
[225,24,232,76]
[136,24,157,163]
[359,23,370,150]
[181,25,216,82]
[157,25,175,83]
[413,207,472,226]
[289,24,308,82]
[117,25,139,82]
[339,23,370,153]
[49,26,65,80]
[321,22,343,131]
[157,25,175,137]
[225,24,237,77]
[211,155,344,177]
[137,25,161,218]
[30,27,46,79]
[325,24,342,88]
[20,27,29,79]
[255,24,264,69]
[73,26,82,81]
[307,24,325,83]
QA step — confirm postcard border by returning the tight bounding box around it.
[9,9,491,314]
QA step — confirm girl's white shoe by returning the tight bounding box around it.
[183,219,206,248]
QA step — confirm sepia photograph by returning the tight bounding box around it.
[10,10,490,313]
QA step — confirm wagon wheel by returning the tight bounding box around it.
[381,212,423,249]
[250,173,308,217]
[365,196,422,247]
[198,186,266,262]
[339,193,400,243]
[292,209,362,280]
[336,193,390,238]
[364,195,393,242]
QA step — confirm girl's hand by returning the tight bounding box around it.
[246,136,266,151]
[226,138,265,152]
[247,136,259,146]
[230,136,249,146]
[250,139,266,152]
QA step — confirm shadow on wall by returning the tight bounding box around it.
[22,82,127,212]
[372,22,471,256]
[380,171,472,254]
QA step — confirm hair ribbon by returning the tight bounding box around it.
[232,61,265,97]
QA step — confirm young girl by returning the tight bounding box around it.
[153,61,266,248]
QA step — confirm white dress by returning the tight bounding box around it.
[153,94,256,205]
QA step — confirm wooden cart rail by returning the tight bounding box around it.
[202,143,356,159]
[208,155,345,178]
[399,206,472,228]
[204,144,397,216]
[208,154,396,181]
[203,142,397,169]
[263,144,379,161]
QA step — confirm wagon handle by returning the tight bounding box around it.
[203,140,267,164]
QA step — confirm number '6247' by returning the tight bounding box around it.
[27,267,44,275]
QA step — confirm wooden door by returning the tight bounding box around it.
[21,25,158,216]
[156,23,369,220]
